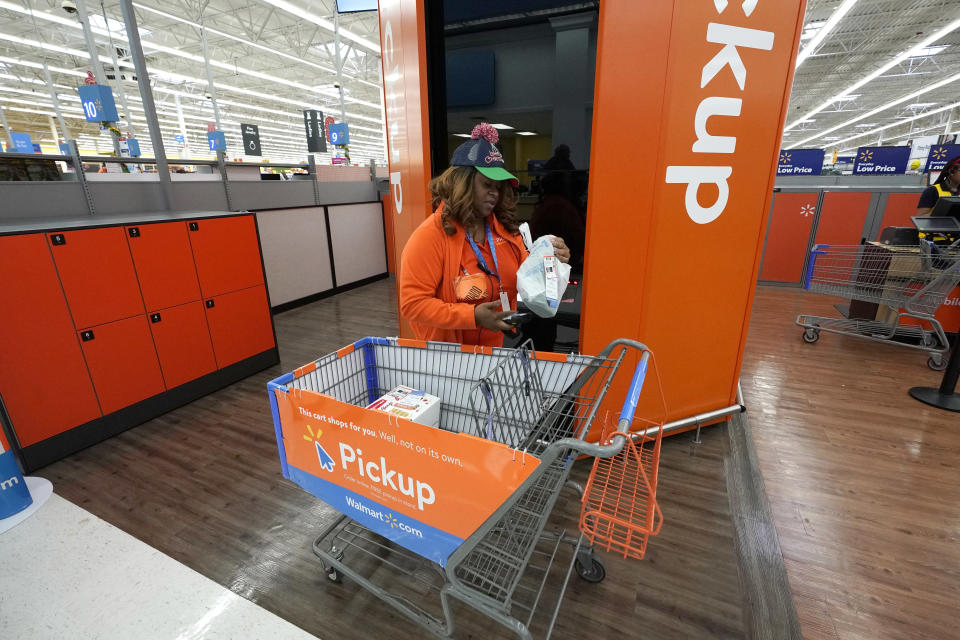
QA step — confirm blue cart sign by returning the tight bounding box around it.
[207,130,226,151]
[925,144,960,173]
[328,122,350,146]
[10,132,34,154]
[777,149,824,176]
[852,146,910,175]
[77,84,119,122]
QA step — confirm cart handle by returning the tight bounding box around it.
[803,244,829,290]
[553,343,652,459]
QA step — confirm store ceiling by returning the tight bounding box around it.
[784,0,960,153]
[0,0,386,163]
[1,1,959,164]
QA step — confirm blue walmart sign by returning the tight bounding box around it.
[852,146,910,175]
[207,131,226,151]
[924,144,960,173]
[777,149,824,176]
[77,84,119,122]
[328,123,350,146]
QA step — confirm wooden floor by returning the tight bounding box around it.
[37,279,753,640]
[742,286,960,640]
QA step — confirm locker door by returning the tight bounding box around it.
[759,192,819,283]
[148,302,217,389]
[79,316,165,415]
[875,193,922,239]
[0,234,101,447]
[48,227,145,328]
[188,216,265,298]
[126,222,202,311]
[813,192,873,246]
[204,285,275,368]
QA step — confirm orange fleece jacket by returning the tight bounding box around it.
[399,205,528,346]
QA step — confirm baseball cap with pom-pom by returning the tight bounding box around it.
[450,123,519,187]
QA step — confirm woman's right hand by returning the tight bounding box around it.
[474,301,513,332]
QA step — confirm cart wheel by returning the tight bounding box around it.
[802,328,820,344]
[575,557,606,583]
[928,355,948,371]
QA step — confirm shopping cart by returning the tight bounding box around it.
[796,242,960,369]
[268,337,664,640]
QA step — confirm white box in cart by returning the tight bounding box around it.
[366,385,441,428]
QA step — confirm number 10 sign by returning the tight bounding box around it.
[77,84,119,123]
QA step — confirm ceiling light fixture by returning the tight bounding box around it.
[516,131,537,136]
[826,100,960,147]
[785,16,960,131]
[786,71,960,148]
[0,6,382,111]
[131,3,380,90]
[260,0,381,53]
[795,0,859,69]
[489,124,514,130]
[909,44,948,58]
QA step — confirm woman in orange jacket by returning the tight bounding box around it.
[399,123,570,347]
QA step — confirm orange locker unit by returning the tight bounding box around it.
[0,213,278,471]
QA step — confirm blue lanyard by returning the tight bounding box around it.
[465,222,501,283]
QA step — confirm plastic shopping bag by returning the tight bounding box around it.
[516,224,571,318]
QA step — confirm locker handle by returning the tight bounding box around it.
[205,299,215,308]
[50,233,66,246]
[80,330,95,342]
[128,227,141,238]
[150,313,162,323]
[189,222,199,231]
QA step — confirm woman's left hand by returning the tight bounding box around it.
[551,236,571,264]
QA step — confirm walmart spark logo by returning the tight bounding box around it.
[859,149,873,162]
[304,424,335,472]
[800,204,815,217]
[385,512,399,529]
[932,146,948,161]
[779,151,792,164]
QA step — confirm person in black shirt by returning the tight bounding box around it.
[917,155,960,215]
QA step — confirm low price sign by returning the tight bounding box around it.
[924,144,960,173]
[777,149,824,176]
[853,146,910,175]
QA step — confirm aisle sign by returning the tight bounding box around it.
[174,134,185,144]
[10,132,33,154]
[241,123,262,156]
[925,144,960,173]
[207,130,226,152]
[77,84,119,122]
[303,109,327,153]
[58,143,71,155]
[853,146,910,175]
[127,138,141,157]
[777,149,824,175]
[328,122,350,145]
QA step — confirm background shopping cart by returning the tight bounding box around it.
[797,242,960,370]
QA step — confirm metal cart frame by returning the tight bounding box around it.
[268,337,654,640]
[796,242,960,369]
